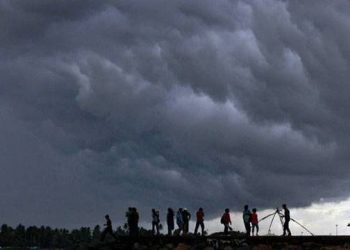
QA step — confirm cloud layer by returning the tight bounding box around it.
[1,0,350,227]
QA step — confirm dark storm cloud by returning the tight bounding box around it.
[1,0,350,226]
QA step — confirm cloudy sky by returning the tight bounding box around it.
[1,0,350,234]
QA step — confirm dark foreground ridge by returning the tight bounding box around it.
[89,235,350,250]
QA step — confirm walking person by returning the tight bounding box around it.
[167,208,175,236]
[251,208,259,236]
[282,204,291,236]
[100,214,117,241]
[152,209,160,235]
[221,208,232,235]
[194,207,205,235]
[243,205,252,236]
[182,208,191,234]
[176,208,184,235]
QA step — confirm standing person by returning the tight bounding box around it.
[182,208,191,234]
[194,208,205,235]
[221,208,232,235]
[167,208,175,236]
[126,208,133,236]
[152,209,160,235]
[176,208,184,235]
[243,205,252,236]
[130,207,139,237]
[251,208,259,236]
[127,207,139,237]
[282,204,291,236]
[100,215,117,241]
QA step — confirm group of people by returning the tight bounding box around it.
[100,204,292,241]
[174,208,195,235]
[151,207,205,236]
[242,205,259,236]
[236,204,291,237]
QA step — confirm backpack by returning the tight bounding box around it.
[220,215,225,224]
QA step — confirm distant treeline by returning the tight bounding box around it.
[0,223,152,248]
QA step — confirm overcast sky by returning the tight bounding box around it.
[1,0,350,234]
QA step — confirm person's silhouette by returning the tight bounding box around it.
[251,208,259,236]
[182,208,191,234]
[221,208,232,235]
[152,209,160,235]
[176,208,184,235]
[194,208,205,235]
[100,215,117,241]
[243,205,252,236]
[128,207,139,237]
[167,208,175,236]
[282,204,291,236]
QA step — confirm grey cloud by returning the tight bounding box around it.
[1,0,350,227]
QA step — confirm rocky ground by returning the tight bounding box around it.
[87,234,350,250]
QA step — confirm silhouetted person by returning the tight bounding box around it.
[127,207,139,237]
[221,208,232,235]
[176,208,184,235]
[182,208,191,234]
[126,207,133,235]
[282,204,291,236]
[152,209,160,235]
[132,207,139,237]
[251,208,259,236]
[243,205,252,236]
[194,207,205,235]
[100,215,117,241]
[167,208,175,236]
